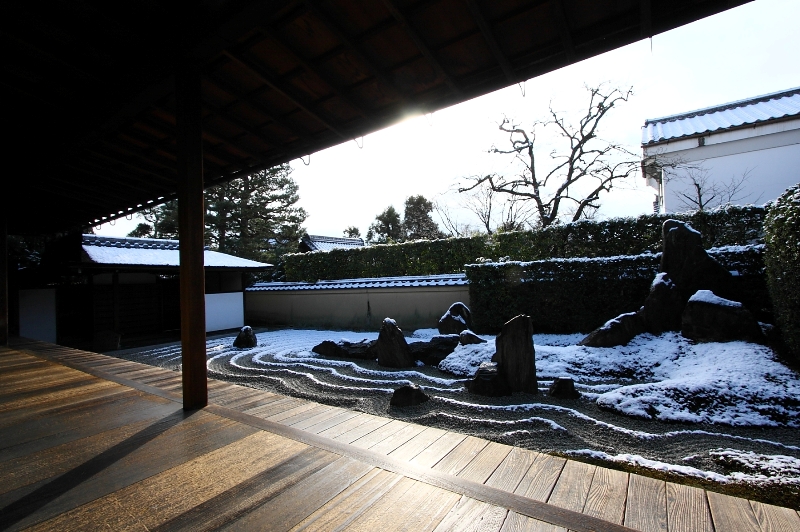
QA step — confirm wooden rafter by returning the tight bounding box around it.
[380,0,463,97]
[222,50,349,139]
[551,0,576,62]
[464,0,516,83]
[641,0,653,38]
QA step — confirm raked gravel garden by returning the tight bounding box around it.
[113,325,800,508]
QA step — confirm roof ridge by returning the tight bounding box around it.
[644,86,800,125]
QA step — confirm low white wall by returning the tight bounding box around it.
[19,289,57,343]
[205,292,244,332]
[245,285,470,331]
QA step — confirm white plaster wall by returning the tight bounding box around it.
[205,292,244,332]
[19,289,57,343]
[245,286,470,331]
[662,141,800,212]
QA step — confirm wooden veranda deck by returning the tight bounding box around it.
[2,340,798,532]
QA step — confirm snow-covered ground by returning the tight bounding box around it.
[118,328,800,490]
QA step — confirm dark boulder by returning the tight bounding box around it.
[465,362,512,397]
[390,384,429,407]
[661,220,734,301]
[438,302,472,335]
[548,378,580,399]
[492,314,538,394]
[459,330,487,345]
[641,273,685,334]
[579,311,646,348]
[233,326,258,348]
[375,318,415,368]
[408,335,460,366]
[312,339,377,360]
[681,290,766,344]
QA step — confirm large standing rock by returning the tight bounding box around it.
[390,384,429,407]
[375,318,415,368]
[233,326,258,348]
[492,314,538,394]
[579,311,646,347]
[408,335,460,366]
[661,220,734,301]
[681,290,766,344]
[312,339,377,360]
[466,362,512,397]
[640,273,685,334]
[438,302,472,335]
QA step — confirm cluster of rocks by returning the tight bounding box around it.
[580,220,765,347]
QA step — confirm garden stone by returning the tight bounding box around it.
[408,335,459,365]
[233,326,257,348]
[466,362,512,397]
[681,290,766,344]
[312,339,376,360]
[548,378,580,399]
[579,311,645,347]
[390,384,429,407]
[661,220,734,301]
[492,314,538,394]
[438,302,472,335]
[640,273,685,334]
[376,318,414,368]
[460,330,487,345]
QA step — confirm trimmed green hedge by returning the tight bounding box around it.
[284,206,765,282]
[466,246,767,334]
[765,185,800,361]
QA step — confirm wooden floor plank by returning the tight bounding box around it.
[432,495,508,532]
[0,379,119,414]
[582,467,628,524]
[485,447,540,493]
[410,431,468,468]
[219,456,374,531]
[367,421,427,455]
[349,419,410,449]
[433,436,490,476]
[24,431,313,532]
[666,482,713,532]
[330,414,394,445]
[500,512,566,532]
[289,469,401,532]
[388,426,448,462]
[274,403,331,425]
[546,460,596,514]
[289,405,346,430]
[707,490,762,532]
[750,500,800,532]
[457,441,513,484]
[243,397,307,418]
[301,407,361,435]
[0,409,258,530]
[315,412,375,439]
[624,474,667,532]
[515,454,566,503]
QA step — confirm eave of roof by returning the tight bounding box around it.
[248,273,467,291]
[642,86,800,145]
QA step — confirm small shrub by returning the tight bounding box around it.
[764,185,800,361]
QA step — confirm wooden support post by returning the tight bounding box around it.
[112,270,120,334]
[0,215,7,346]
[176,61,207,410]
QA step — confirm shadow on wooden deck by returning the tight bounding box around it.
[1,339,798,531]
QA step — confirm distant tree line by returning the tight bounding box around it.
[355,195,447,244]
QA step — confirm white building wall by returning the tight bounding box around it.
[19,289,57,343]
[205,292,244,332]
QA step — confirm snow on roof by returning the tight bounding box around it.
[248,273,468,291]
[641,87,800,145]
[81,234,270,269]
[300,234,365,252]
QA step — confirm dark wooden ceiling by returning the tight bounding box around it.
[1,0,749,234]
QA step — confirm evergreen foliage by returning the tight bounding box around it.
[764,184,800,361]
[366,206,403,243]
[284,206,764,282]
[403,195,447,240]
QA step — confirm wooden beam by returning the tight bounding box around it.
[175,61,207,411]
[380,0,463,97]
[222,50,348,139]
[464,0,516,83]
[0,213,7,346]
[640,0,653,39]
[551,0,576,62]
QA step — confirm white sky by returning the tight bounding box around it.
[96,0,800,238]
